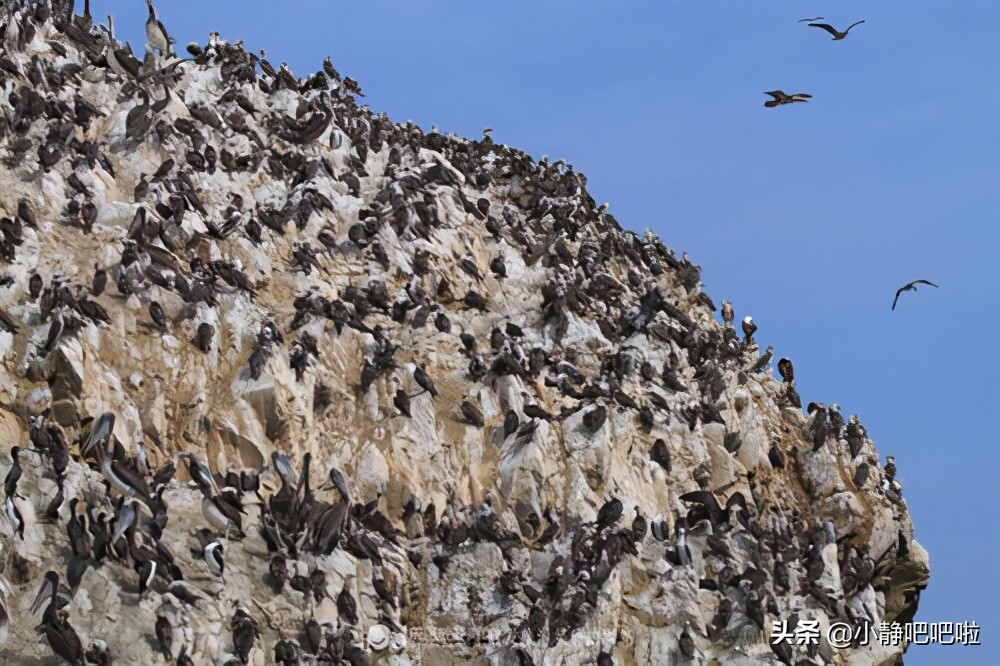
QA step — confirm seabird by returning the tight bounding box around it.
[204,540,225,581]
[808,20,865,40]
[777,357,794,384]
[4,447,21,498]
[460,399,485,427]
[679,623,696,658]
[798,16,824,23]
[721,299,734,325]
[149,301,167,331]
[231,608,260,664]
[413,365,437,396]
[4,494,28,540]
[891,279,938,310]
[145,0,173,56]
[393,388,412,417]
[764,91,812,107]
[741,316,757,341]
[155,614,173,661]
[91,265,106,296]
[29,273,42,301]
[195,322,215,353]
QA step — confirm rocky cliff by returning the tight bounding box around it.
[0,3,928,665]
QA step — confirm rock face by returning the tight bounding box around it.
[0,3,927,665]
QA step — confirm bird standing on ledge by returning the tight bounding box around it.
[145,0,173,57]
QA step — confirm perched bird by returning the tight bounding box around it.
[195,322,215,353]
[393,389,411,418]
[741,316,757,341]
[777,357,794,384]
[764,91,812,107]
[231,607,260,664]
[460,399,485,427]
[891,279,938,310]
[29,273,43,301]
[808,20,865,40]
[145,0,173,56]
[92,265,107,297]
[679,623,696,658]
[204,540,225,581]
[721,300,734,325]
[149,301,167,331]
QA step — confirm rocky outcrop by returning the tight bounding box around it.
[0,2,927,664]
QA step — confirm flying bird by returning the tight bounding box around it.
[798,16,824,23]
[892,279,938,311]
[808,20,865,40]
[764,91,812,108]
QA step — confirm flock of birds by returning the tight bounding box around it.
[765,17,939,311]
[0,1,923,664]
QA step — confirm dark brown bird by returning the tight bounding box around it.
[17,199,37,228]
[460,399,484,427]
[393,388,411,417]
[741,316,757,342]
[92,265,106,297]
[808,20,865,40]
[195,322,215,353]
[29,273,43,300]
[230,607,260,664]
[155,614,173,661]
[892,279,938,311]
[777,357,794,384]
[149,301,167,331]
[337,583,358,625]
[678,623,696,658]
[764,90,812,107]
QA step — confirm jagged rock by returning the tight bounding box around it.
[0,3,926,665]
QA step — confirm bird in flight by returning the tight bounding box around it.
[892,280,938,311]
[798,16,824,23]
[764,91,812,108]
[808,20,865,40]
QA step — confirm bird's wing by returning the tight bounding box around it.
[679,490,722,516]
[808,23,840,36]
[914,279,938,288]
[764,91,784,100]
[891,287,905,310]
[845,20,866,32]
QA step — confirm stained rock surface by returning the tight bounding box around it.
[0,3,927,664]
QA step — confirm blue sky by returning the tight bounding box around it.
[108,1,1000,662]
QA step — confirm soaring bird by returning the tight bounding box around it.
[808,20,865,40]
[764,91,812,107]
[798,16,824,23]
[891,279,938,311]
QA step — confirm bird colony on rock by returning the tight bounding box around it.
[0,2,927,664]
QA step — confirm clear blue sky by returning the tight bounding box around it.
[108,1,1000,662]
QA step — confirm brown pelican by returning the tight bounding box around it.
[892,279,938,310]
[808,20,865,40]
[764,91,812,107]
